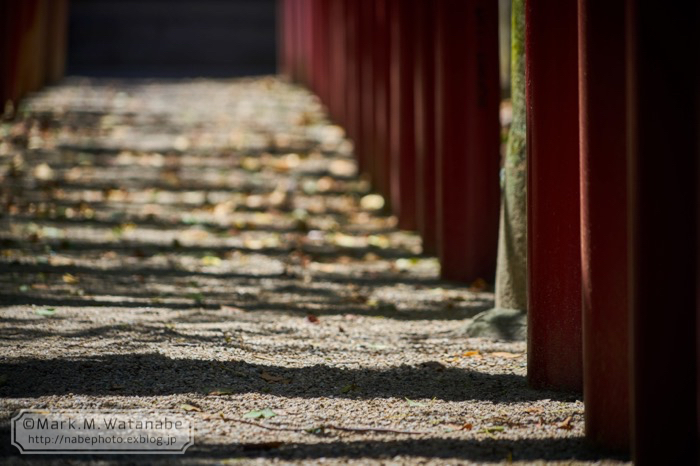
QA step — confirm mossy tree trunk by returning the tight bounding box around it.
[494,0,527,311]
[464,0,527,340]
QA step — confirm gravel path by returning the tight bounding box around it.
[0,77,628,464]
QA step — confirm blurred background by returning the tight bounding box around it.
[68,0,278,77]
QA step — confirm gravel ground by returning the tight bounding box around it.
[0,77,629,464]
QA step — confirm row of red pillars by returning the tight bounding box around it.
[529,0,699,462]
[280,0,699,462]
[279,0,501,284]
[0,0,70,114]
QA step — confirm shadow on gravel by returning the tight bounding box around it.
[0,353,577,403]
[187,437,629,463]
[0,432,629,463]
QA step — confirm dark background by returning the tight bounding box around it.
[67,0,278,77]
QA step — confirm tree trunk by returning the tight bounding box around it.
[465,0,526,340]
[494,0,527,312]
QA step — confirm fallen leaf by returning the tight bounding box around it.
[201,255,222,266]
[62,273,79,284]
[220,305,245,313]
[557,416,573,430]
[468,278,488,292]
[243,408,276,419]
[208,388,235,396]
[340,383,359,393]
[33,163,54,181]
[480,426,506,434]
[181,403,202,412]
[35,308,56,317]
[260,371,291,384]
[489,352,521,359]
[405,398,426,407]
[306,314,320,324]
[360,194,385,211]
[368,235,390,249]
[187,292,205,304]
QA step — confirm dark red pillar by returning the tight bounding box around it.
[44,0,68,84]
[299,0,313,86]
[328,0,346,124]
[525,0,582,391]
[309,0,330,103]
[357,0,375,179]
[372,0,391,203]
[626,1,699,464]
[435,0,500,283]
[413,0,437,255]
[388,0,416,230]
[0,0,20,108]
[279,0,293,79]
[343,0,361,146]
[578,0,629,451]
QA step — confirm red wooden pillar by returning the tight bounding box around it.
[413,0,437,255]
[295,0,308,83]
[435,0,500,283]
[343,0,361,145]
[626,1,699,464]
[0,0,17,108]
[44,0,68,85]
[4,0,30,107]
[358,0,375,179]
[388,0,416,230]
[578,0,629,451]
[525,0,583,391]
[299,0,313,86]
[314,0,330,106]
[310,0,323,95]
[372,0,391,203]
[278,0,294,79]
[328,0,346,124]
[17,0,46,95]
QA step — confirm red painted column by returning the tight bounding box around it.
[43,0,68,85]
[278,0,294,79]
[578,0,629,451]
[413,0,437,255]
[309,0,318,92]
[626,1,699,464]
[296,0,308,84]
[358,0,375,179]
[316,0,330,105]
[388,0,416,230]
[309,0,327,98]
[299,0,313,86]
[343,0,361,146]
[18,0,45,95]
[0,0,17,107]
[328,0,346,124]
[372,0,391,203]
[525,0,583,391]
[435,0,500,283]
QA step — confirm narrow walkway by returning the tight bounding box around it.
[1,77,617,464]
